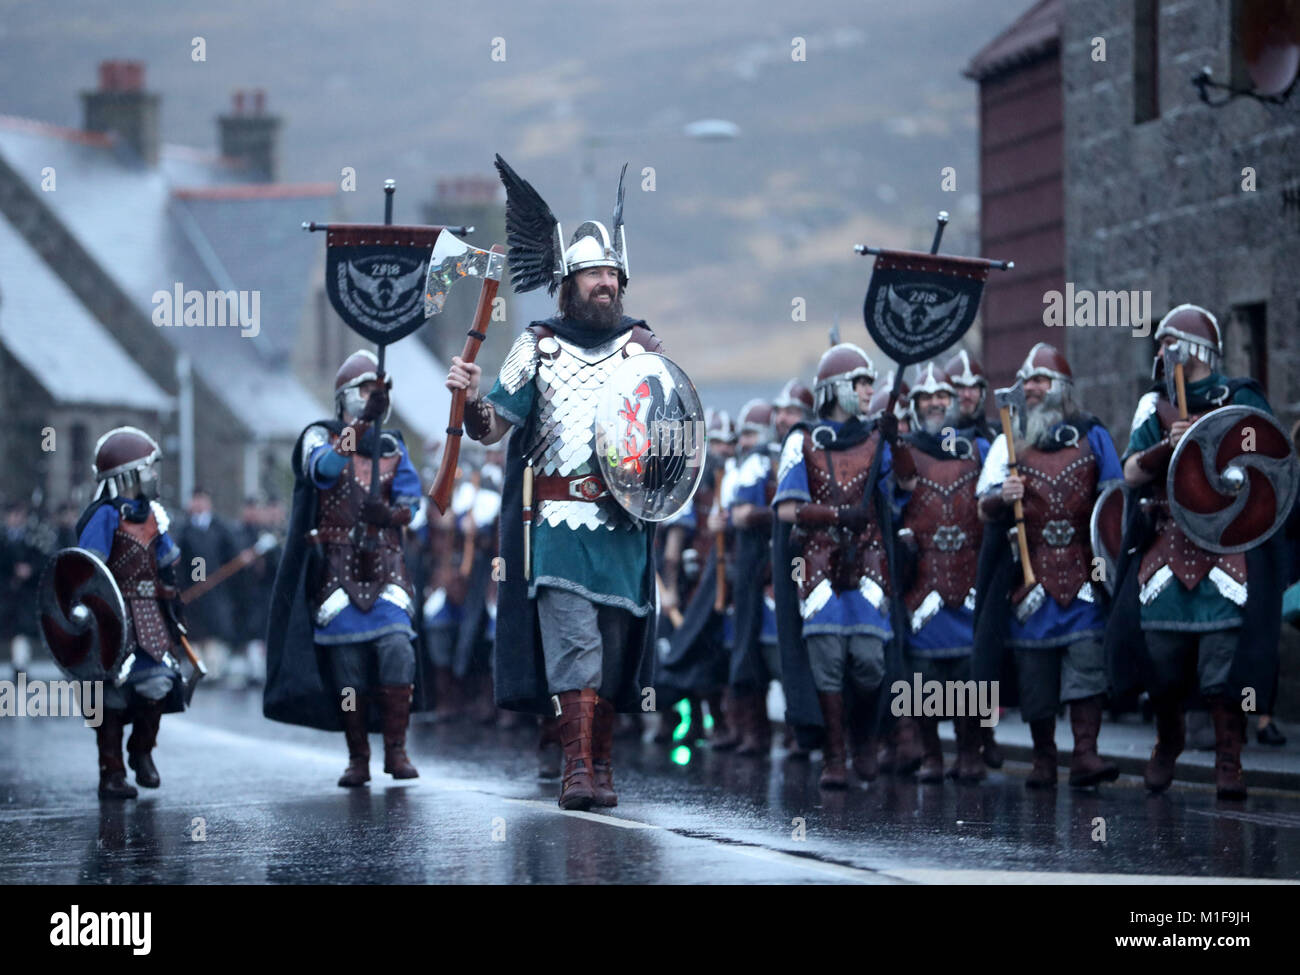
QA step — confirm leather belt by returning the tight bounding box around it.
[533,474,609,502]
[307,526,367,545]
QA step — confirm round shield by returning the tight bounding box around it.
[1167,405,1300,554]
[592,352,707,522]
[1090,482,1127,596]
[37,548,128,682]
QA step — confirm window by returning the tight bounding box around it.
[1229,302,1267,393]
[1134,0,1160,123]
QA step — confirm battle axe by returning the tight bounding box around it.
[1162,342,1190,421]
[424,232,506,514]
[994,382,1036,588]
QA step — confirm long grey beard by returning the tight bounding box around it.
[564,287,624,328]
[1015,401,1066,453]
[921,412,947,436]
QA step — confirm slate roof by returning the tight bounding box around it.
[0,214,172,410]
[964,0,1062,82]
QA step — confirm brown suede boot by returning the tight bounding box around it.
[537,716,562,780]
[1026,717,1058,789]
[556,689,598,809]
[338,698,371,788]
[126,702,163,789]
[710,690,740,751]
[379,685,419,779]
[892,716,924,776]
[592,696,618,807]
[917,718,944,783]
[1210,698,1247,800]
[953,717,987,783]
[981,722,1004,769]
[817,693,849,789]
[96,709,137,800]
[1144,701,1184,793]
[1068,695,1119,788]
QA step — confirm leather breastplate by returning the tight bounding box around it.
[903,449,982,613]
[1138,401,1247,604]
[795,431,889,603]
[312,437,413,615]
[1014,439,1097,607]
[107,511,174,661]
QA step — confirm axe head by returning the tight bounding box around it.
[994,382,1028,438]
[424,231,505,317]
[1161,341,1189,404]
[183,658,207,706]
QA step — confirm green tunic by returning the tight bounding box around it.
[487,375,652,616]
[1123,373,1271,630]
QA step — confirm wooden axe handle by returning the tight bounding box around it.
[1174,361,1188,421]
[429,245,506,515]
[998,406,1037,588]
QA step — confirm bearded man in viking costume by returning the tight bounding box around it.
[974,343,1124,789]
[446,155,685,811]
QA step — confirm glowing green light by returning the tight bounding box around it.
[703,711,714,732]
[671,745,692,766]
[671,699,691,742]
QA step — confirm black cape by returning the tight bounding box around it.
[263,421,432,732]
[492,317,659,715]
[771,418,907,746]
[971,414,1108,706]
[1103,379,1284,709]
[728,509,776,691]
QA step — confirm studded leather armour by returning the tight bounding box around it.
[498,322,663,532]
[106,508,175,662]
[311,432,414,618]
[794,430,890,608]
[902,448,982,622]
[1012,439,1098,607]
[1137,399,1247,606]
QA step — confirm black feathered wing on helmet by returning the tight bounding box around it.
[494,154,564,295]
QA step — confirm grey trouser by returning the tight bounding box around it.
[1143,629,1237,702]
[426,625,455,668]
[913,655,972,690]
[537,586,633,697]
[1014,637,1107,722]
[326,632,416,695]
[759,639,782,684]
[806,634,886,694]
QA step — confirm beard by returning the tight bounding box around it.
[921,409,947,436]
[1015,387,1073,452]
[563,283,624,328]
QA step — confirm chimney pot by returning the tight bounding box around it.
[253,89,266,114]
[84,60,159,164]
[233,90,245,115]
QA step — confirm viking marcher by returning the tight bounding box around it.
[944,349,996,443]
[974,343,1124,789]
[445,155,674,811]
[265,350,425,787]
[656,410,734,747]
[177,488,238,680]
[896,362,995,783]
[1107,305,1289,799]
[714,399,785,755]
[75,428,186,799]
[773,344,917,788]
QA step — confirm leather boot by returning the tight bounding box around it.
[556,688,598,810]
[379,685,419,779]
[338,698,371,788]
[1026,717,1058,789]
[783,724,811,760]
[892,716,924,776]
[849,701,879,782]
[981,722,1004,768]
[1143,701,1184,793]
[918,718,944,783]
[1068,695,1119,788]
[592,696,618,807]
[710,690,740,751]
[537,716,562,780]
[432,666,459,723]
[737,693,767,756]
[1209,698,1247,799]
[126,702,163,789]
[817,693,849,789]
[953,717,987,783]
[96,709,137,800]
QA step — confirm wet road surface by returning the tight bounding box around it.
[3,688,1298,884]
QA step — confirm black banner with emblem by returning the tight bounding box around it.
[323,225,442,344]
[862,250,992,366]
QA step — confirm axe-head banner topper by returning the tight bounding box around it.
[424,231,506,318]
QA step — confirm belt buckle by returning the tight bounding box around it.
[136,580,154,597]
[933,524,967,552]
[569,477,605,501]
[1042,519,1075,547]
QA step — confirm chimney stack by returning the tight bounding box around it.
[218,88,282,181]
[81,60,160,165]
